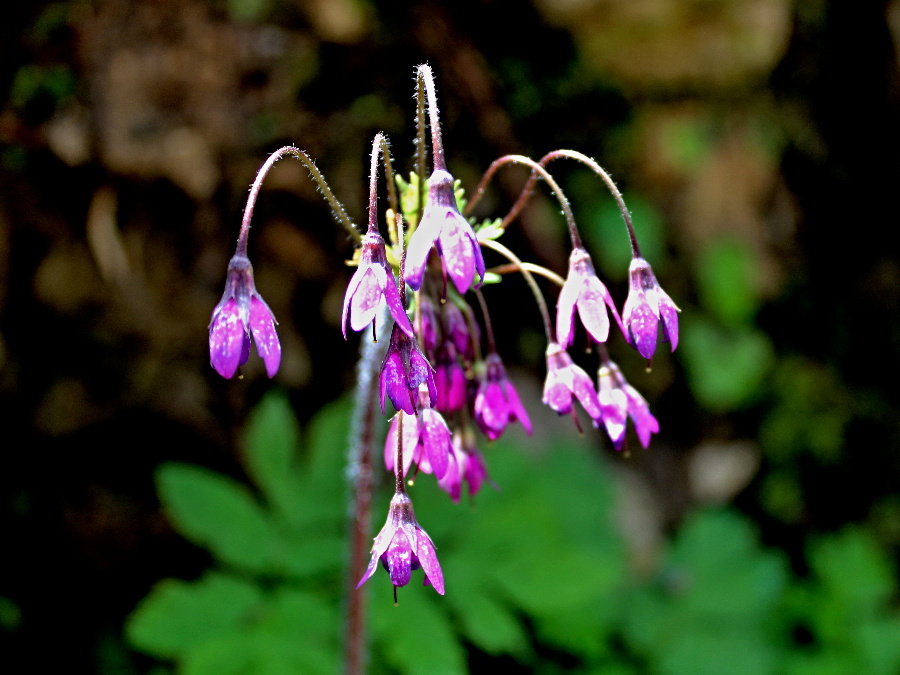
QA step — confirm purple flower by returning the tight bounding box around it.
[474,353,532,440]
[622,257,680,360]
[439,428,491,503]
[209,254,280,379]
[384,406,453,480]
[434,343,468,414]
[357,491,444,595]
[596,359,659,449]
[418,294,440,354]
[442,302,476,360]
[342,229,414,339]
[380,324,437,416]
[542,342,603,424]
[404,169,485,295]
[556,247,622,348]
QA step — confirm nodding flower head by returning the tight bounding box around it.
[622,257,680,361]
[556,247,622,348]
[596,359,659,450]
[380,324,437,416]
[342,229,414,339]
[384,403,454,480]
[542,341,603,425]
[404,169,485,295]
[439,427,491,503]
[357,491,444,595]
[209,254,280,379]
[474,353,532,441]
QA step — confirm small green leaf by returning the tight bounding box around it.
[126,572,262,659]
[475,218,504,241]
[157,463,277,572]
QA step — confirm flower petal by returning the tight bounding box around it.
[209,299,245,379]
[249,296,281,378]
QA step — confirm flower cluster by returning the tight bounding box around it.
[208,65,679,599]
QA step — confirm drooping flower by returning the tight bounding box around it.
[474,353,532,440]
[595,359,659,449]
[434,343,468,414]
[439,427,491,503]
[342,228,413,339]
[404,169,485,295]
[542,341,603,424]
[209,254,280,379]
[380,324,437,416]
[418,294,440,354]
[556,246,622,348]
[442,301,476,360]
[621,257,680,360]
[384,404,453,480]
[357,490,444,595]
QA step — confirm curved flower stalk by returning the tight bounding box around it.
[343,134,414,340]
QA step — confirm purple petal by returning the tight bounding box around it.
[209,299,245,379]
[556,276,579,349]
[576,277,613,343]
[248,296,281,378]
[659,296,680,351]
[404,214,438,290]
[381,351,415,415]
[421,410,452,480]
[504,381,532,435]
[628,300,660,360]
[382,269,414,337]
[348,266,385,333]
[414,527,444,595]
[440,211,477,294]
[383,530,413,587]
[572,366,603,419]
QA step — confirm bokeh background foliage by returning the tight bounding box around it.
[2,0,900,672]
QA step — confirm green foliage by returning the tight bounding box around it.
[127,393,900,674]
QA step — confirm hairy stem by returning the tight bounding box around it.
[237,146,361,257]
[465,154,583,249]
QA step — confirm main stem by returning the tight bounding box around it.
[344,313,388,675]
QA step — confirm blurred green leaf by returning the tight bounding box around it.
[157,463,277,572]
[680,318,774,411]
[243,390,303,522]
[370,588,467,675]
[695,240,761,327]
[126,572,262,659]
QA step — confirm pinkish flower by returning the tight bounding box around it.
[209,254,280,379]
[595,359,659,449]
[434,343,468,414]
[474,353,532,440]
[622,257,680,360]
[404,169,485,295]
[380,325,436,416]
[442,302,476,360]
[357,491,444,595]
[542,342,603,424]
[439,427,491,503]
[384,405,453,480]
[342,228,413,339]
[556,247,622,348]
